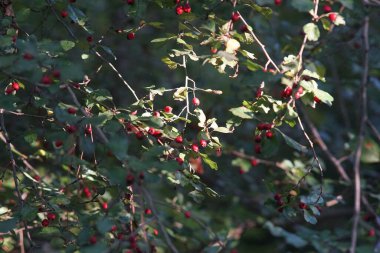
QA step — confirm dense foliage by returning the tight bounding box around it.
[0,0,379,252]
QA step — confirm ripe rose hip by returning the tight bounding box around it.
[89,235,97,244]
[176,5,184,15]
[61,10,68,18]
[184,211,191,218]
[231,12,240,22]
[254,135,262,143]
[250,159,258,166]
[145,208,152,215]
[41,75,53,85]
[299,202,307,209]
[176,157,184,165]
[191,143,199,152]
[127,32,135,40]
[47,213,56,221]
[85,125,92,135]
[175,135,183,143]
[11,82,20,91]
[329,13,337,22]
[200,139,207,148]
[41,219,49,227]
[255,144,261,154]
[265,131,273,139]
[192,97,200,106]
[5,86,14,95]
[164,106,173,113]
[126,173,135,186]
[67,107,77,114]
[183,3,191,13]
[323,5,332,13]
[274,0,282,5]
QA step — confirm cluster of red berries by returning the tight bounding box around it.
[230,12,250,33]
[254,123,274,154]
[175,1,191,15]
[4,82,20,95]
[40,69,60,85]
[322,4,338,22]
[41,212,57,227]
[274,193,285,212]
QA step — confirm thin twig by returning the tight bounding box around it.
[236,11,281,72]
[231,150,288,171]
[367,120,380,143]
[350,15,369,253]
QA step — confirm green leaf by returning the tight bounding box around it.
[275,129,308,153]
[265,221,308,248]
[303,210,317,224]
[313,89,334,106]
[0,218,17,233]
[229,107,254,119]
[201,155,218,170]
[232,157,251,172]
[96,217,113,234]
[303,23,320,42]
[361,138,380,163]
[244,59,262,72]
[60,40,75,51]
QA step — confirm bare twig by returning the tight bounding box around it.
[350,15,369,253]
[236,11,281,72]
[231,150,288,171]
[142,188,179,253]
[367,120,380,143]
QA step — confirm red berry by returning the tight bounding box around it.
[130,110,138,116]
[368,228,376,237]
[250,159,258,166]
[277,199,285,206]
[135,131,144,140]
[210,47,217,54]
[314,96,321,103]
[265,131,273,139]
[11,82,20,91]
[65,125,77,134]
[41,219,49,227]
[67,107,77,114]
[200,139,207,148]
[264,123,272,130]
[176,5,184,15]
[23,53,34,60]
[192,97,200,106]
[89,235,97,245]
[85,125,92,135]
[153,229,159,236]
[126,173,135,186]
[41,75,52,85]
[184,211,191,218]
[54,140,63,148]
[127,32,135,40]
[183,3,191,13]
[329,13,337,22]
[281,86,292,98]
[176,157,184,165]
[323,5,332,13]
[191,143,199,152]
[101,202,108,210]
[33,175,41,181]
[110,225,117,232]
[5,86,14,95]
[47,213,56,221]
[257,123,265,131]
[239,168,245,174]
[254,135,262,143]
[274,193,282,201]
[148,127,156,135]
[299,202,307,209]
[274,0,282,6]
[127,0,135,4]
[175,135,183,143]
[153,111,160,117]
[255,144,261,154]
[61,10,69,18]
[87,36,94,43]
[164,106,173,113]
[52,70,61,79]
[145,208,152,215]
[174,0,180,3]
[240,24,249,33]
[231,12,240,22]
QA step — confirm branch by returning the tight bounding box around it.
[231,150,288,171]
[350,15,370,253]
[367,120,380,143]
[142,188,179,253]
[236,11,281,73]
